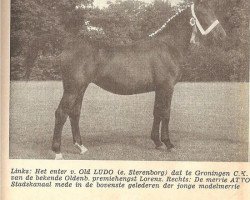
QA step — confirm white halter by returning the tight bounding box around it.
[190,4,219,36]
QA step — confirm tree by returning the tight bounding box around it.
[11,0,94,79]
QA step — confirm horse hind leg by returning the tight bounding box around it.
[52,83,88,159]
[52,92,70,159]
[160,88,174,150]
[69,88,88,155]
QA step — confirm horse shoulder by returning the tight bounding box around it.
[151,42,181,86]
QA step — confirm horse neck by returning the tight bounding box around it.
[157,8,193,55]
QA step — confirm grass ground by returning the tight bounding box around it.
[9,82,249,161]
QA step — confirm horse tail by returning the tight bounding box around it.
[23,36,46,80]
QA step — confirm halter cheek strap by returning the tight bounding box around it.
[191,4,219,36]
[190,24,198,44]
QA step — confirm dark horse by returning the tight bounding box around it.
[24,0,226,159]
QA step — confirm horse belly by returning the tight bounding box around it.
[94,55,155,95]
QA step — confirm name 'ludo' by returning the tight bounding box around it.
[94,169,114,175]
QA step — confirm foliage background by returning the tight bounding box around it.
[10,0,249,81]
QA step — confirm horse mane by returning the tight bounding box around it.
[149,4,192,37]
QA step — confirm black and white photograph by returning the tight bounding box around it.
[9,0,249,161]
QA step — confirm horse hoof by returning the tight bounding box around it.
[155,144,164,150]
[75,143,88,155]
[55,153,63,160]
[152,139,163,148]
[162,139,174,150]
[166,144,175,151]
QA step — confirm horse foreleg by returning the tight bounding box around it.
[151,91,164,148]
[160,88,174,150]
[151,116,163,149]
[153,87,174,150]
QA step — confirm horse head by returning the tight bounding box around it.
[190,0,227,45]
